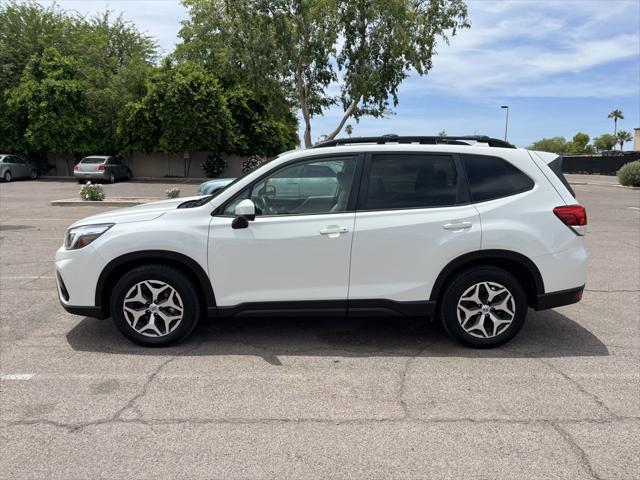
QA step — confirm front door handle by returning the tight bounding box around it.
[443,221,472,230]
[320,226,349,238]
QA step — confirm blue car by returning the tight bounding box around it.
[197,178,235,196]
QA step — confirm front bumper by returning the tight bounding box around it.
[56,244,108,317]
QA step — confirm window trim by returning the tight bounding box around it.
[214,152,365,218]
[356,151,467,213]
[459,153,535,204]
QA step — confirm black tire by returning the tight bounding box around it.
[77,179,85,184]
[439,267,527,348]
[30,169,38,179]
[108,172,115,183]
[4,170,12,182]
[110,264,201,347]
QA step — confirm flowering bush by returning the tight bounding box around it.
[79,182,105,201]
[242,155,265,175]
[201,153,227,178]
[166,188,181,199]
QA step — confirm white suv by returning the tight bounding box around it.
[55,135,587,348]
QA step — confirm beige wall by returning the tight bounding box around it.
[634,128,640,152]
[46,151,247,179]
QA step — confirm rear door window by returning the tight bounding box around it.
[359,154,458,210]
[461,154,534,202]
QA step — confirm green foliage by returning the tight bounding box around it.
[617,161,640,187]
[608,109,624,135]
[201,153,228,178]
[565,132,594,154]
[225,86,299,156]
[120,61,232,153]
[616,131,633,151]
[593,134,617,152]
[242,155,265,175]
[528,137,567,154]
[0,1,157,158]
[79,182,105,201]
[178,0,470,146]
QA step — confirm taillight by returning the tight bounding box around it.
[98,165,106,171]
[553,205,587,235]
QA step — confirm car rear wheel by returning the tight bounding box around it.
[439,267,527,348]
[110,265,201,346]
[30,169,38,179]
[108,172,115,183]
[4,171,12,182]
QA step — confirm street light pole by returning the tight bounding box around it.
[501,105,509,142]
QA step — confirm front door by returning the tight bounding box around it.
[208,155,360,311]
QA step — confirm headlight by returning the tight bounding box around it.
[65,223,114,250]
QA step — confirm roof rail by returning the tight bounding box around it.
[312,134,516,149]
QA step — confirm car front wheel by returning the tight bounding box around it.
[110,265,201,346]
[4,171,12,182]
[439,267,527,348]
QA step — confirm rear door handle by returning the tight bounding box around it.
[320,226,349,237]
[443,221,472,230]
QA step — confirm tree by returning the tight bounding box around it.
[565,132,594,154]
[0,1,157,157]
[593,134,617,152]
[438,130,447,137]
[178,0,470,147]
[345,124,353,137]
[120,61,232,173]
[608,109,624,136]
[616,130,633,151]
[527,137,567,154]
[6,48,95,173]
[225,85,299,157]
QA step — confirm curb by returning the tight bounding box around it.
[40,176,208,184]
[51,197,161,207]
[569,181,640,190]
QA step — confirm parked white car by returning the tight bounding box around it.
[56,135,587,348]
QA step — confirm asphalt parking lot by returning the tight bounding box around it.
[1,177,638,479]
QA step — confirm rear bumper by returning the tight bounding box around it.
[74,171,109,180]
[535,285,584,310]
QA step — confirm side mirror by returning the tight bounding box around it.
[232,199,255,229]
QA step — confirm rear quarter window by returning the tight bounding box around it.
[461,154,534,202]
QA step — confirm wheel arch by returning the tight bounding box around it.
[429,250,545,307]
[96,250,215,317]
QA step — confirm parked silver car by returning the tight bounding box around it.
[74,156,132,184]
[0,154,38,182]
[197,177,236,195]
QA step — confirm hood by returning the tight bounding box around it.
[69,196,203,227]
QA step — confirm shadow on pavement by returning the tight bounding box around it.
[66,308,608,362]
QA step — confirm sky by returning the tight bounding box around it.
[38,0,640,148]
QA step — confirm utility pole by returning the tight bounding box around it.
[501,105,509,142]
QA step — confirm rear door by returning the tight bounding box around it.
[348,152,481,305]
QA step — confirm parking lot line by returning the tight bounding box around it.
[1,374,34,381]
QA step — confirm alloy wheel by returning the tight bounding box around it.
[122,280,184,337]
[456,281,516,339]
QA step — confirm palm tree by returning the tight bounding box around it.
[345,124,353,138]
[608,109,624,136]
[616,130,632,151]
